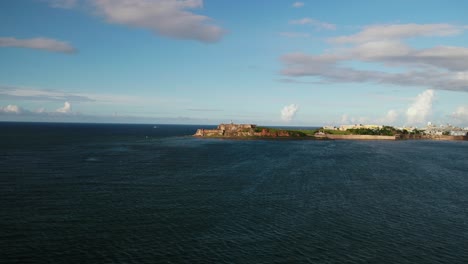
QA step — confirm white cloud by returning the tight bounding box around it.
[0,105,23,114]
[384,109,399,124]
[289,18,336,30]
[0,37,76,53]
[376,109,399,125]
[292,2,304,8]
[451,106,468,123]
[0,86,93,102]
[330,23,462,44]
[281,104,299,122]
[56,101,72,113]
[0,85,190,111]
[406,89,434,125]
[43,0,77,9]
[90,0,225,43]
[280,23,468,92]
[0,103,74,116]
[340,109,400,126]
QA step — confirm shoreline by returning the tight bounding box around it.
[193,123,468,141]
[194,134,468,141]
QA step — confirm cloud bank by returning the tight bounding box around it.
[0,86,93,102]
[281,104,299,122]
[0,101,73,116]
[0,105,23,114]
[91,0,225,43]
[0,37,76,53]
[330,24,462,44]
[280,23,468,92]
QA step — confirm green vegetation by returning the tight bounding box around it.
[254,127,312,137]
[254,127,264,133]
[347,126,397,136]
[296,129,319,136]
[320,126,417,136]
[409,128,424,135]
[320,129,351,135]
[287,130,308,137]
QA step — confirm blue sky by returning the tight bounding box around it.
[1,0,468,127]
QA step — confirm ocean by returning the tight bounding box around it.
[1,122,467,263]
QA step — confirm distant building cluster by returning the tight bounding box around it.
[323,124,383,131]
[424,122,468,136]
[324,122,468,136]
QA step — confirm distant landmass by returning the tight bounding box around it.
[194,123,468,141]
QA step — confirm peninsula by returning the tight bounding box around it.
[194,123,311,138]
[194,123,468,141]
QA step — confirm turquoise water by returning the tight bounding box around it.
[1,123,468,263]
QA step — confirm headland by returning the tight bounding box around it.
[194,123,312,139]
[194,123,468,141]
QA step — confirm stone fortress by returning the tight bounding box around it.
[194,123,257,137]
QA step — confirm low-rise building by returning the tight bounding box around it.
[338,124,383,131]
[451,131,468,136]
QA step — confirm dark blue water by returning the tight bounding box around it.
[1,122,468,263]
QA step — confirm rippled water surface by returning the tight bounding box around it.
[1,122,468,263]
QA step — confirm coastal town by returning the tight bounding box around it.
[323,122,468,137]
[194,122,468,140]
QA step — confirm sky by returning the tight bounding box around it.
[1,0,468,127]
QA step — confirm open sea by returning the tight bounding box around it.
[1,122,468,264]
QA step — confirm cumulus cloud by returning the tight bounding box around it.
[0,37,76,53]
[280,23,468,92]
[292,2,304,8]
[281,104,299,122]
[56,101,72,113]
[451,106,468,122]
[90,0,225,43]
[290,18,336,30]
[0,101,73,116]
[340,109,401,126]
[406,89,434,125]
[375,109,399,125]
[384,109,399,124]
[0,105,23,114]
